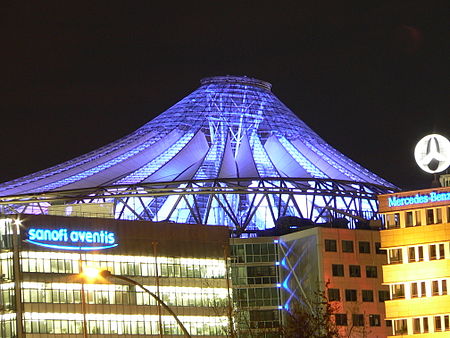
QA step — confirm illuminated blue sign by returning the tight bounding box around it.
[26,228,118,251]
[388,191,450,208]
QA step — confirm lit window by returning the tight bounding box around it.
[388,248,403,264]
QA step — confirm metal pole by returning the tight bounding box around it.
[99,270,191,337]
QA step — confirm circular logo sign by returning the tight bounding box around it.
[414,134,450,173]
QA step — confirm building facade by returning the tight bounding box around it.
[0,215,230,337]
[379,186,450,336]
[230,226,390,337]
[230,236,282,337]
[279,226,390,337]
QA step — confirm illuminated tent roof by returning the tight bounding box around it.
[0,76,396,231]
[0,76,394,195]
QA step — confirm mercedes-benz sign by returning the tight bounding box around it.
[414,134,450,174]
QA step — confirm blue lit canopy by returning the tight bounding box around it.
[0,76,397,232]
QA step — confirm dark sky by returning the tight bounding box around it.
[0,1,448,190]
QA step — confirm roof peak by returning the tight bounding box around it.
[200,75,272,91]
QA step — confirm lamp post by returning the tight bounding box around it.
[80,269,191,337]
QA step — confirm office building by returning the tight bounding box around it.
[379,186,450,336]
[0,214,230,337]
[231,225,390,338]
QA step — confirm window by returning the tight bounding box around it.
[345,289,357,302]
[443,280,447,295]
[411,282,418,298]
[423,317,429,333]
[435,316,442,332]
[406,211,413,227]
[359,241,370,254]
[378,290,390,302]
[426,209,434,224]
[375,242,385,254]
[366,266,377,278]
[394,319,407,335]
[430,244,437,260]
[352,314,364,327]
[408,247,416,262]
[421,281,426,297]
[415,210,422,226]
[325,239,337,252]
[328,288,340,301]
[391,284,405,299]
[349,265,361,277]
[439,243,445,259]
[386,213,400,228]
[418,246,424,261]
[342,240,354,253]
[413,318,421,334]
[362,290,374,302]
[444,315,449,331]
[389,248,403,264]
[335,314,347,326]
[332,264,344,277]
[432,280,439,295]
[369,314,381,327]
[436,208,442,223]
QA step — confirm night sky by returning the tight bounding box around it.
[1,2,448,191]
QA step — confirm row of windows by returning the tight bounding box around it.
[324,240,384,254]
[231,243,278,263]
[388,243,448,264]
[334,313,382,327]
[234,287,279,308]
[390,279,448,299]
[24,319,227,336]
[20,257,225,279]
[328,288,389,303]
[393,315,450,335]
[385,207,450,229]
[331,264,378,278]
[248,309,280,329]
[22,287,227,308]
[232,265,278,285]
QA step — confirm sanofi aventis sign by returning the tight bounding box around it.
[26,228,118,251]
[388,191,450,208]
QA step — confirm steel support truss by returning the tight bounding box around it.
[0,178,396,234]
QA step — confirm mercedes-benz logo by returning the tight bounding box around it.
[414,134,450,174]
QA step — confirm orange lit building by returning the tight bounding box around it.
[379,186,450,336]
[278,226,390,337]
